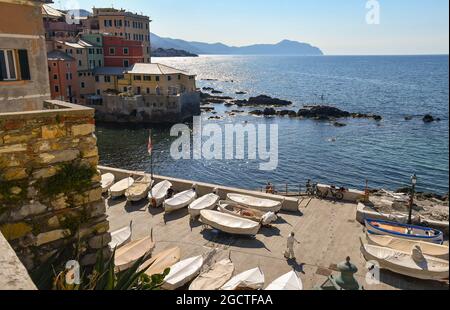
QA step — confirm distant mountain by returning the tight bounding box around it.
[150,33,323,56]
[152,48,198,57]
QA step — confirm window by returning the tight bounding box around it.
[95,76,99,82]
[178,74,181,80]
[155,76,160,82]
[146,88,150,94]
[109,48,115,55]
[96,37,100,43]
[53,74,58,80]
[96,89,101,95]
[136,87,141,94]
[54,85,59,92]
[81,82,85,88]
[123,60,129,67]
[53,62,57,67]
[133,75,141,81]
[104,75,111,83]
[78,73,82,77]
[123,47,129,55]
[0,49,30,81]
[167,75,172,81]
[123,87,127,92]
[98,60,102,67]
[78,60,82,66]
[143,75,151,81]
[88,49,93,55]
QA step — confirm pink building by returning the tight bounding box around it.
[47,50,80,103]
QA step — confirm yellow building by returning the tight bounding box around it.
[94,63,197,96]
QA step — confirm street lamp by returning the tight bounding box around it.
[408,174,417,225]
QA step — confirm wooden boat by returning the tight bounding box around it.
[189,259,235,290]
[188,193,220,218]
[164,189,197,213]
[227,193,282,213]
[141,247,181,277]
[356,203,419,224]
[109,221,132,250]
[360,238,449,281]
[101,173,115,193]
[221,267,265,290]
[125,175,153,202]
[162,255,204,290]
[148,180,172,207]
[265,271,303,290]
[217,200,265,222]
[366,233,449,260]
[115,234,155,272]
[200,210,261,236]
[365,219,444,244]
[110,177,135,198]
[420,217,450,236]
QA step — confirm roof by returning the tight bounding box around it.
[47,50,75,61]
[126,63,190,75]
[93,67,127,76]
[42,4,64,18]
[58,40,94,49]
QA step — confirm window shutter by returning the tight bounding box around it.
[18,49,30,80]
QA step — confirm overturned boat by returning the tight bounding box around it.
[221,267,265,290]
[200,210,261,236]
[265,271,303,290]
[109,221,132,250]
[148,180,172,208]
[141,247,181,277]
[366,233,449,261]
[101,173,115,193]
[162,255,204,290]
[188,193,220,218]
[360,238,449,281]
[189,259,235,290]
[227,193,282,213]
[125,174,153,202]
[164,189,197,213]
[115,233,155,272]
[365,219,444,244]
[110,177,135,198]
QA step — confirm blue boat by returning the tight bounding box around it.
[365,219,444,244]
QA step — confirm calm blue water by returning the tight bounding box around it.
[96,55,449,194]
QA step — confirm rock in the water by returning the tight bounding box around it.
[333,122,347,127]
[263,108,277,116]
[298,105,351,119]
[423,114,435,123]
[249,110,264,116]
[405,115,413,121]
[237,95,292,107]
[211,90,223,94]
[235,91,247,95]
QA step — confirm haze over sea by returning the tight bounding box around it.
[96,55,449,194]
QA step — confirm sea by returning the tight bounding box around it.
[96,55,449,194]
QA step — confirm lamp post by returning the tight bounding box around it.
[408,174,417,225]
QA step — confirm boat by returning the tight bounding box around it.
[101,173,115,193]
[188,193,220,218]
[365,219,444,244]
[164,189,197,213]
[419,217,450,236]
[217,200,265,223]
[109,221,132,250]
[110,177,135,198]
[141,247,181,277]
[115,234,155,272]
[265,271,303,290]
[221,267,265,290]
[148,180,173,207]
[366,233,449,260]
[356,203,419,224]
[125,175,153,202]
[227,193,282,213]
[189,259,235,290]
[360,238,449,281]
[162,255,204,290]
[200,210,261,236]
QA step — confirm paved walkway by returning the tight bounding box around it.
[106,196,448,290]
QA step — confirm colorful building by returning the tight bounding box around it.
[47,50,79,103]
[85,7,151,63]
[102,35,143,67]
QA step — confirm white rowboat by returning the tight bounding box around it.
[217,200,266,223]
[162,256,204,290]
[109,221,132,250]
[110,177,135,198]
[115,235,155,272]
[101,173,115,193]
[200,210,261,236]
[227,193,282,213]
[142,247,181,276]
[221,267,265,290]
[265,271,303,290]
[148,180,172,207]
[188,193,220,218]
[125,175,153,202]
[360,238,449,281]
[189,259,235,290]
[366,233,449,261]
[164,189,197,213]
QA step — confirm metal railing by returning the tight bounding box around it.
[259,183,305,197]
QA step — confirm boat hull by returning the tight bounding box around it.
[227,193,282,213]
[164,190,197,213]
[188,193,220,217]
[200,210,261,236]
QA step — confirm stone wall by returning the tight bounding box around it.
[0,100,110,273]
[92,92,201,124]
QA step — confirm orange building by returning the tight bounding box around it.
[47,50,79,103]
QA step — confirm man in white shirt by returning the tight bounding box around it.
[284,232,300,260]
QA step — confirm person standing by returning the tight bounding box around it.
[284,232,300,260]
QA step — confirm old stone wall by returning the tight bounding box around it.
[0,100,110,272]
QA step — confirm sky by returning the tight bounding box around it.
[55,0,449,55]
